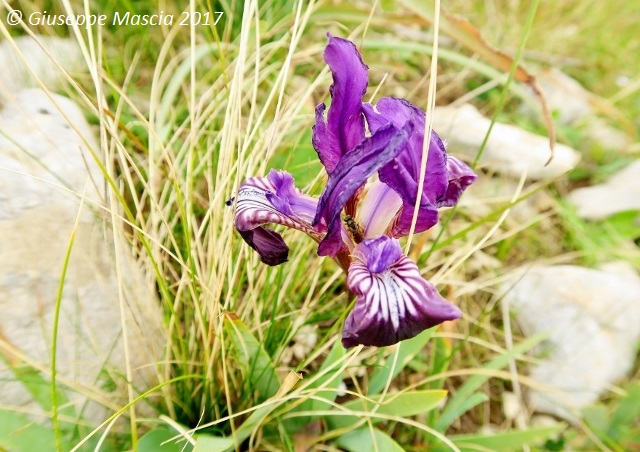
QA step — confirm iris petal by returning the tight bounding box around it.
[363,98,450,237]
[234,170,323,266]
[313,124,409,257]
[312,34,368,173]
[343,236,462,348]
[437,155,478,208]
[357,179,403,238]
[237,228,289,266]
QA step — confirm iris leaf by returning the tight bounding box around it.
[194,372,301,452]
[0,410,71,452]
[326,390,447,430]
[335,427,404,452]
[449,424,567,451]
[223,313,280,400]
[282,340,346,433]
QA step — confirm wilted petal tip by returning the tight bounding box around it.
[437,156,478,208]
[237,228,289,266]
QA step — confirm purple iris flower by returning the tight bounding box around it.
[233,34,476,348]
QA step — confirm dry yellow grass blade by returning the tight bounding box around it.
[587,95,636,137]
[401,0,557,164]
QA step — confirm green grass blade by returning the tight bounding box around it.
[223,314,281,400]
[368,327,435,395]
[449,424,566,451]
[283,339,346,433]
[437,334,546,432]
[51,202,81,451]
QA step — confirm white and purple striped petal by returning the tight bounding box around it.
[312,34,368,174]
[343,236,462,348]
[234,170,323,266]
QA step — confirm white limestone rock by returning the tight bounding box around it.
[582,117,631,153]
[461,176,554,222]
[0,36,83,103]
[0,90,103,217]
[0,89,163,423]
[433,103,580,180]
[501,264,640,421]
[568,159,640,220]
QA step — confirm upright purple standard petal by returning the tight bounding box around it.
[313,124,409,257]
[312,34,368,173]
[363,98,449,237]
[234,170,323,266]
[437,155,478,208]
[343,236,462,348]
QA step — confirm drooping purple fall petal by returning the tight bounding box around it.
[313,124,409,257]
[343,236,462,348]
[234,170,323,266]
[237,228,289,266]
[437,155,478,208]
[312,34,368,173]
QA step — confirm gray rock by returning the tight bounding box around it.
[0,36,83,103]
[433,104,580,180]
[501,264,640,421]
[0,89,162,423]
[582,117,631,153]
[461,176,554,222]
[568,159,640,220]
[0,90,103,218]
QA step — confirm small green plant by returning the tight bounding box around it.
[582,383,640,451]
